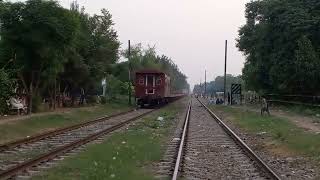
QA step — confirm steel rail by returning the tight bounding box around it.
[0,109,155,179]
[197,98,281,180]
[172,101,191,180]
[0,109,135,152]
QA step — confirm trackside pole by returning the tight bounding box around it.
[128,40,132,105]
[224,40,227,105]
[205,70,207,98]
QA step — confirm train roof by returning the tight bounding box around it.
[136,69,166,75]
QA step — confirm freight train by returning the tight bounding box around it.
[134,70,186,107]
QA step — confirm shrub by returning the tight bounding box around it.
[106,75,122,99]
[0,69,14,115]
[100,96,107,104]
[32,95,42,113]
[86,95,98,104]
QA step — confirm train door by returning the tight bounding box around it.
[146,74,155,94]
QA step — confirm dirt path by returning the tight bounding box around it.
[232,105,320,134]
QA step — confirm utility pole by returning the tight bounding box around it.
[224,40,228,104]
[204,70,207,98]
[128,40,132,105]
[200,78,202,96]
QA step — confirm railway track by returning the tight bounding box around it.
[0,108,157,179]
[0,109,135,152]
[160,98,281,180]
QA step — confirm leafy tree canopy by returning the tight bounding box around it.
[237,0,320,95]
[0,0,120,112]
[193,74,243,96]
[0,0,79,112]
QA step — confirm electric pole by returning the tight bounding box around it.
[224,40,228,104]
[128,40,132,105]
[204,70,207,98]
[200,78,202,96]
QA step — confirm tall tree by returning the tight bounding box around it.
[0,0,79,113]
[60,7,120,96]
[237,0,320,95]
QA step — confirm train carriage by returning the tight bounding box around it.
[135,70,171,107]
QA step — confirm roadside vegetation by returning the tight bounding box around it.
[211,105,320,160]
[32,100,184,180]
[193,74,243,95]
[237,0,320,95]
[194,1,320,106]
[241,103,320,121]
[272,104,320,121]
[0,0,189,116]
[0,99,131,144]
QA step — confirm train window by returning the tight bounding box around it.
[147,75,155,87]
[156,78,162,85]
[139,77,144,85]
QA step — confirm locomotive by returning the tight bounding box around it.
[134,69,185,107]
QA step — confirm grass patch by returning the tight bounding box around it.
[270,103,320,118]
[32,101,182,180]
[284,105,320,120]
[0,100,132,144]
[212,105,320,158]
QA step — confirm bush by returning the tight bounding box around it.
[32,95,42,113]
[86,95,99,104]
[100,96,107,104]
[0,69,14,115]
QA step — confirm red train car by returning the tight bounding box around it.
[135,70,171,107]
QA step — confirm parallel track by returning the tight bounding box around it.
[0,109,135,152]
[171,98,281,180]
[0,108,155,179]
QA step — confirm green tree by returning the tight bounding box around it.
[237,0,320,95]
[106,75,122,99]
[60,6,120,97]
[193,74,243,96]
[0,0,79,113]
[0,69,14,114]
[293,36,320,93]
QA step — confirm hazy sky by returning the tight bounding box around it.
[16,0,251,88]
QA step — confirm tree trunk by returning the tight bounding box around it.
[28,83,33,114]
[18,70,42,114]
[54,78,56,110]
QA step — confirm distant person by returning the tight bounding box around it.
[261,97,270,116]
[228,92,231,105]
[216,98,220,105]
[208,98,214,105]
[79,88,85,105]
[216,98,223,105]
[9,95,27,114]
